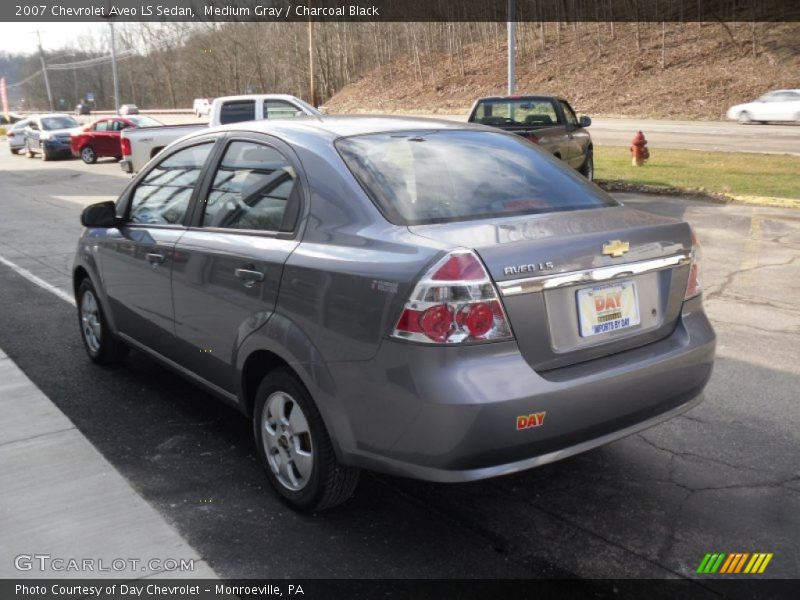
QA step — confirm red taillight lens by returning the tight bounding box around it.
[392,250,513,344]
[431,253,485,281]
[526,134,539,144]
[121,137,131,156]
[684,230,702,299]
[7,132,14,138]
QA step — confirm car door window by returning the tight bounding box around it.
[560,101,579,127]
[263,100,299,120]
[129,143,214,225]
[94,121,108,132]
[219,100,256,125]
[201,140,300,233]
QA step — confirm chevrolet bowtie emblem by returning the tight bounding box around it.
[602,240,630,258]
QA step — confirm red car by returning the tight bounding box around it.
[70,115,162,164]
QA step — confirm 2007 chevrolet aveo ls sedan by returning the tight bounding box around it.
[74,116,715,511]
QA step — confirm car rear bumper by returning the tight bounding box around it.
[328,296,715,482]
[120,159,133,173]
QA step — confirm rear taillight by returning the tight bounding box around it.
[685,230,702,299]
[392,250,513,344]
[7,132,14,138]
[121,137,131,156]
[526,134,539,144]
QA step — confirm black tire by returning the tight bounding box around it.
[80,145,97,164]
[253,368,359,512]
[579,147,594,180]
[76,278,129,365]
[10,147,19,155]
[737,111,752,125]
[41,145,50,161]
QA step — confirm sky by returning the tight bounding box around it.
[1,23,110,55]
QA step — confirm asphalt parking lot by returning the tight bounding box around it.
[0,150,798,583]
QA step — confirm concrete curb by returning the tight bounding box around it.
[0,349,218,579]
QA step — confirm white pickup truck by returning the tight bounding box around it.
[120,94,322,174]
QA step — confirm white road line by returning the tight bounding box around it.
[0,255,75,306]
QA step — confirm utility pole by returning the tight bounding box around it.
[507,0,516,96]
[308,20,315,107]
[108,20,120,114]
[36,31,54,111]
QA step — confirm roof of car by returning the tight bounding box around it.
[205,115,492,143]
[35,113,73,119]
[473,95,566,102]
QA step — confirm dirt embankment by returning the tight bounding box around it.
[325,22,800,120]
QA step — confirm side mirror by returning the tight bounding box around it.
[579,116,592,127]
[81,201,119,228]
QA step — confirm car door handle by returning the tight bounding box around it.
[146,252,165,265]
[235,267,265,286]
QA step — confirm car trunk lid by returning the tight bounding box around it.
[408,206,693,371]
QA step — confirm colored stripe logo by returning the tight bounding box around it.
[697,553,773,574]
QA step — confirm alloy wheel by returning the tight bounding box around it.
[261,391,314,491]
[80,290,102,354]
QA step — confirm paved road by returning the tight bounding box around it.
[0,152,798,583]
[64,111,800,155]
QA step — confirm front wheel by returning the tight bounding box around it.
[737,111,753,124]
[80,145,97,164]
[77,278,129,364]
[579,148,594,181]
[40,145,50,161]
[24,140,34,158]
[253,368,359,512]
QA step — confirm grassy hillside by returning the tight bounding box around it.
[326,22,800,120]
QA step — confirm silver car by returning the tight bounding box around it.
[74,117,716,511]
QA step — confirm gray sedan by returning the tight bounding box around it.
[74,116,715,511]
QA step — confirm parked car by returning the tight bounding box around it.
[119,104,139,115]
[75,103,92,116]
[6,118,30,154]
[726,90,800,124]
[70,115,163,164]
[193,97,213,117]
[23,114,81,160]
[120,94,322,174]
[467,95,594,179]
[75,116,715,512]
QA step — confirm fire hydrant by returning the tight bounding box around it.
[630,131,650,166]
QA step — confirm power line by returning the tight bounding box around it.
[5,70,43,88]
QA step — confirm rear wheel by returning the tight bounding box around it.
[579,148,594,180]
[80,145,97,164]
[76,278,129,364]
[253,368,359,512]
[10,147,19,155]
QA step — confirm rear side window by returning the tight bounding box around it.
[337,130,616,226]
[219,100,256,125]
[129,143,213,225]
[201,141,299,232]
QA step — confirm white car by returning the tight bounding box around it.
[726,90,800,124]
[6,118,30,154]
[193,98,212,117]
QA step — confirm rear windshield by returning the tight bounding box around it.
[336,130,616,225]
[41,116,78,130]
[127,115,162,128]
[469,98,559,127]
